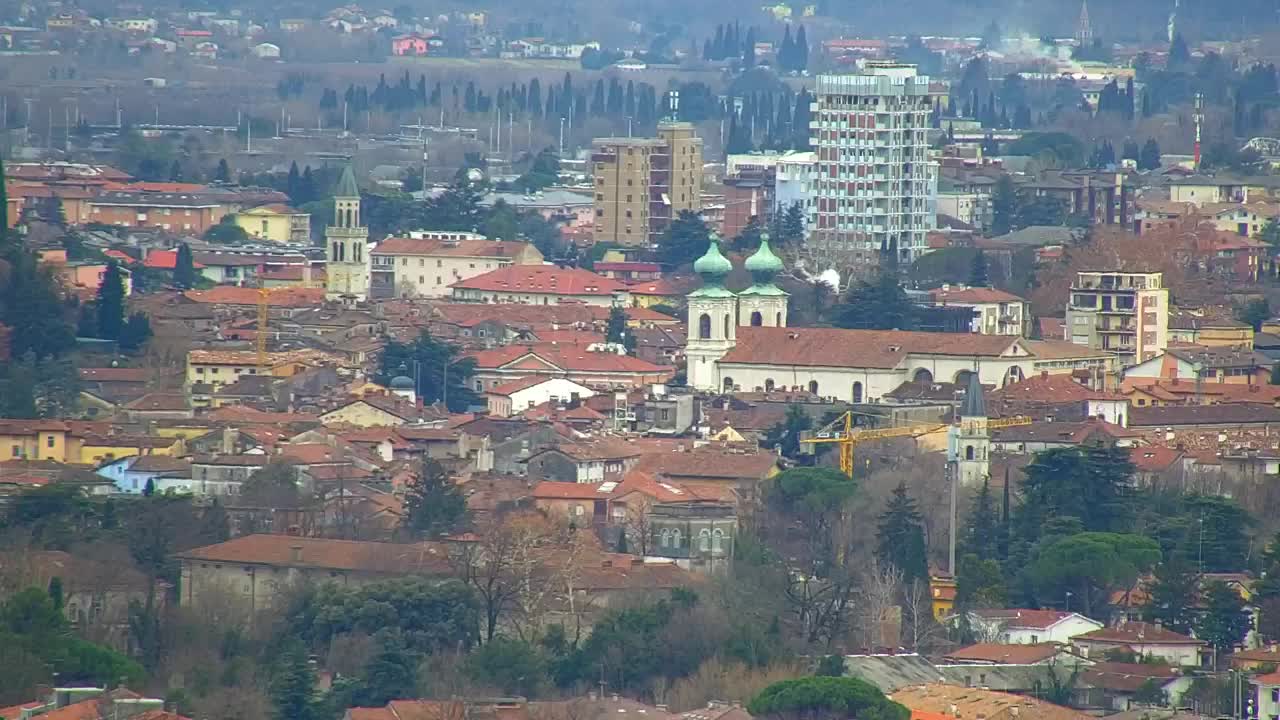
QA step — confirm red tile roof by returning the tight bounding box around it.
[79,367,149,382]
[176,534,453,574]
[719,327,1022,368]
[182,287,325,307]
[1076,621,1204,645]
[594,262,662,272]
[632,446,779,481]
[930,286,1026,304]
[488,375,562,396]
[374,237,533,258]
[1081,662,1180,693]
[970,608,1081,630]
[943,642,1065,664]
[1130,446,1184,472]
[990,373,1123,403]
[451,266,627,296]
[466,344,669,374]
[143,249,204,270]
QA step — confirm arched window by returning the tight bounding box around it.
[712,529,724,552]
[913,368,933,383]
[955,370,975,385]
[776,312,783,326]
[765,378,775,392]
[723,314,731,339]
[331,241,339,260]
[965,445,975,460]
[852,382,863,403]
[750,311,763,326]
[671,528,682,548]
[808,380,819,394]
[660,529,672,548]
[698,313,712,340]
[699,529,711,552]
[723,377,735,392]
[1006,365,1024,386]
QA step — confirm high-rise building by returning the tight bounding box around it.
[810,63,937,268]
[325,164,371,302]
[591,122,703,247]
[1065,270,1169,367]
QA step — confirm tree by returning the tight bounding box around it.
[241,462,303,507]
[214,159,231,183]
[780,202,806,245]
[661,210,712,267]
[605,306,635,353]
[1016,446,1135,545]
[1168,33,1191,70]
[956,553,1007,609]
[95,261,126,341]
[1030,532,1161,617]
[1139,139,1162,170]
[118,312,152,353]
[1132,679,1167,706]
[465,636,548,697]
[1196,581,1251,659]
[173,242,198,288]
[377,330,478,412]
[270,640,320,720]
[793,25,809,72]
[961,479,1000,560]
[1240,298,1271,332]
[1141,557,1199,635]
[761,404,814,459]
[990,175,1016,236]
[205,214,250,244]
[814,655,845,676]
[876,482,929,590]
[969,250,990,287]
[770,467,857,573]
[358,629,419,706]
[403,458,468,537]
[830,273,918,330]
[748,676,909,720]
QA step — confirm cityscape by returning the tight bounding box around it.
[3,0,1280,719]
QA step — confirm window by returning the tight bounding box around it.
[750,311,763,326]
[660,529,672,547]
[46,435,56,448]
[712,529,724,552]
[699,529,711,552]
[765,379,775,391]
[808,380,819,394]
[698,313,712,340]
[11,445,19,458]
[852,381,863,403]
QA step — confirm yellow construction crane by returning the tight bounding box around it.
[255,265,319,371]
[801,411,1033,479]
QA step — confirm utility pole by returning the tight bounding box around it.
[559,116,565,156]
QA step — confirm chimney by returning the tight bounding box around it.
[222,425,236,454]
[290,544,303,563]
[303,263,312,286]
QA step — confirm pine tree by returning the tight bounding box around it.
[96,261,126,341]
[794,25,808,71]
[781,202,805,245]
[1141,557,1199,635]
[780,25,795,72]
[961,478,1000,559]
[876,482,930,588]
[287,161,301,201]
[118,312,152,353]
[403,458,468,537]
[174,243,197,289]
[168,159,183,182]
[214,158,231,183]
[270,641,319,720]
[1139,139,1162,170]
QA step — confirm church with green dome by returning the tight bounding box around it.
[686,233,789,391]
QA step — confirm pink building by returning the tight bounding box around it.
[392,33,433,56]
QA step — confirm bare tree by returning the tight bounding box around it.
[856,559,903,651]
[902,578,945,653]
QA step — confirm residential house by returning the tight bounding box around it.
[631,445,780,505]
[1065,270,1170,367]
[1252,672,1280,720]
[189,454,273,495]
[967,609,1105,644]
[371,234,542,298]
[466,343,674,390]
[941,643,1086,665]
[525,439,645,483]
[1079,662,1193,712]
[1072,622,1208,666]
[988,372,1128,426]
[1121,346,1271,388]
[98,455,192,494]
[318,394,440,427]
[591,262,663,281]
[234,204,310,243]
[991,419,1143,453]
[450,266,630,307]
[1167,310,1254,347]
[486,377,596,418]
[1128,403,1280,430]
[889,683,1092,720]
[185,349,337,388]
[391,33,438,55]
[928,285,1029,336]
[87,191,232,234]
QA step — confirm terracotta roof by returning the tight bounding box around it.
[129,455,191,473]
[594,261,662,272]
[258,266,325,282]
[182,287,325,307]
[488,375,572,396]
[942,642,1065,664]
[1081,662,1180,693]
[451,266,628,296]
[719,327,1021,368]
[79,367,149,382]
[175,534,453,574]
[1075,621,1204,645]
[374,237,533,258]
[1231,646,1280,663]
[143,249,204,270]
[534,438,645,462]
[204,406,320,424]
[990,374,1122,404]
[1130,446,1184,472]
[632,446,778,481]
[123,392,190,411]
[188,348,336,367]
[890,684,1089,720]
[1254,671,1280,685]
[1129,404,1280,427]
[278,443,350,465]
[243,203,304,215]
[930,286,1026,304]
[466,344,669,374]
[970,608,1083,630]
[991,418,1142,443]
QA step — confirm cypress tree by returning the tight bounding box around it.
[794,25,809,71]
[96,261,126,341]
[875,482,930,588]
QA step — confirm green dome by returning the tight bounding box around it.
[744,232,785,281]
[693,233,733,279]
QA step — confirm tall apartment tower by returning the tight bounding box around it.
[1065,270,1169,367]
[810,63,937,268]
[591,121,703,247]
[325,164,371,302]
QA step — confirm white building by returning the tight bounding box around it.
[1252,671,1280,720]
[1065,270,1169,367]
[774,151,816,232]
[324,165,371,302]
[371,232,542,298]
[929,285,1029,336]
[486,376,596,417]
[937,190,991,231]
[968,609,1104,645]
[810,63,938,267]
[1073,622,1207,667]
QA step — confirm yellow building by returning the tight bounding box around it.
[592,122,703,247]
[1169,310,1254,348]
[185,349,337,388]
[0,421,81,462]
[77,435,183,465]
[235,204,311,244]
[929,574,957,621]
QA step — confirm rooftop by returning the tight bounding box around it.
[374,237,534,258]
[451,266,627,296]
[175,534,452,574]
